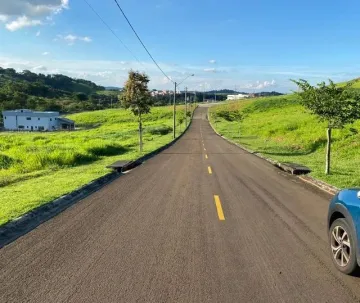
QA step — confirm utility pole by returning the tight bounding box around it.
[173,82,177,139]
[185,87,188,127]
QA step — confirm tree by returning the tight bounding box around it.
[121,70,153,152]
[74,92,88,102]
[292,79,360,174]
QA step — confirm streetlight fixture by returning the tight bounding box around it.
[173,74,194,138]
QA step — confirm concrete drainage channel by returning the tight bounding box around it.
[0,109,197,248]
[207,110,340,196]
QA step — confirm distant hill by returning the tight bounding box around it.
[206,89,283,97]
[0,67,119,114]
[252,91,284,97]
[0,67,104,97]
[105,86,122,91]
[207,89,245,94]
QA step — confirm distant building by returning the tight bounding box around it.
[227,94,249,101]
[2,109,75,131]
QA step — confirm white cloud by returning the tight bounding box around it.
[0,56,202,89]
[241,80,277,90]
[204,68,216,73]
[0,0,69,31]
[0,14,8,22]
[80,36,92,42]
[5,16,42,31]
[209,59,216,64]
[1,55,320,92]
[42,52,50,56]
[56,34,93,45]
[36,30,41,36]
[32,65,47,72]
[64,34,76,43]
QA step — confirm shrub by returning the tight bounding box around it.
[215,109,243,122]
[0,154,19,169]
[147,125,172,135]
[87,144,127,156]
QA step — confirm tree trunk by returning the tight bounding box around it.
[325,127,331,175]
[139,113,143,153]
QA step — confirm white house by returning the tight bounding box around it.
[2,109,75,131]
[227,94,249,101]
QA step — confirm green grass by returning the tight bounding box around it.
[0,105,192,226]
[210,96,360,189]
[96,90,121,96]
[337,78,360,88]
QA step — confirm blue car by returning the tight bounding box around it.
[328,189,360,274]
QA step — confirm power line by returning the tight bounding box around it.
[82,0,143,67]
[112,0,173,83]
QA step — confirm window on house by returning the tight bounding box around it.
[27,126,29,128]
[4,117,6,119]
[50,118,52,121]
[18,125,24,129]
[26,117,31,120]
[38,118,40,121]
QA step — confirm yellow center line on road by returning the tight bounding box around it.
[204,148,206,151]
[214,195,225,221]
[205,154,208,159]
[208,166,212,174]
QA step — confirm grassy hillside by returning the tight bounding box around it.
[0,105,192,226]
[96,90,121,96]
[209,95,360,188]
[337,78,360,89]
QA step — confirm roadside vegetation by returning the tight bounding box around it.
[210,91,360,189]
[0,105,192,226]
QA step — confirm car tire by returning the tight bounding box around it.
[329,218,358,275]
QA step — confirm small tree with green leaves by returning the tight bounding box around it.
[292,79,360,174]
[121,70,153,153]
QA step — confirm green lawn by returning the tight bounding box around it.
[0,105,191,226]
[209,96,360,189]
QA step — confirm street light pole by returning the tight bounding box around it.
[185,86,187,127]
[173,81,177,139]
[172,74,194,138]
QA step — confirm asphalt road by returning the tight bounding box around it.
[1,106,360,302]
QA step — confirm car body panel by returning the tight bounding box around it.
[328,189,360,265]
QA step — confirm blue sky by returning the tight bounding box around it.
[0,0,360,92]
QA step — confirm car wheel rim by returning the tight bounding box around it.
[331,225,351,267]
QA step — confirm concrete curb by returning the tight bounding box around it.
[207,110,340,196]
[0,108,197,248]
